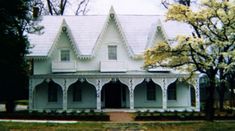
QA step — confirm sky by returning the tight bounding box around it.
[66,0,167,15]
[87,0,165,15]
[55,0,235,15]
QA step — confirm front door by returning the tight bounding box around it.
[104,83,121,108]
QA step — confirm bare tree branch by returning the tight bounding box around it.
[35,0,90,16]
[75,0,90,15]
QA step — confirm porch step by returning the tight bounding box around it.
[108,112,134,122]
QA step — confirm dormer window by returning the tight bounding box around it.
[108,45,117,60]
[60,50,70,62]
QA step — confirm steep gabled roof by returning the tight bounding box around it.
[28,16,62,57]
[27,7,193,59]
[48,19,81,57]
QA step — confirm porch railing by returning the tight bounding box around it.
[52,61,77,72]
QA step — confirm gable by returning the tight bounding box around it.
[47,19,79,61]
[50,27,77,62]
[92,9,134,59]
[145,19,168,49]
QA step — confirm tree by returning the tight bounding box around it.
[161,0,193,8]
[31,0,90,15]
[0,0,33,112]
[145,0,235,120]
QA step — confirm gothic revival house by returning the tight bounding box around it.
[27,7,200,112]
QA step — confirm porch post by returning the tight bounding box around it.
[28,78,33,112]
[96,79,102,111]
[62,79,67,111]
[129,79,134,110]
[195,77,200,111]
[162,78,167,110]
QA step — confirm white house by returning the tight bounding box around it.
[27,7,200,112]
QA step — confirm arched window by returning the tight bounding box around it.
[167,82,177,100]
[146,80,156,101]
[48,81,58,102]
[73,86,82,102]
[69,80,82,102]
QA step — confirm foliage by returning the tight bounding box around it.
[145,0,235,120]
[145,1,235,77]
[0,0,34,112]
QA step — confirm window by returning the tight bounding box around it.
[167,83,177,100]
[73,86,82,102]
[108,45,117,60]
[60,50,70,61]
[48,81,58,102]
[122,86,126,101]
[146,81,156,101]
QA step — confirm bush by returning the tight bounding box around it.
[0,110,110,121]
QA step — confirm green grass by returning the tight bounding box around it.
[0,121,235,131]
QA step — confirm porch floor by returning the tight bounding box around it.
[100,107,199,112]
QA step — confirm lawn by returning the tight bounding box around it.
[0,121,235,131]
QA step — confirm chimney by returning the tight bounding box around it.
[33,6,40,18]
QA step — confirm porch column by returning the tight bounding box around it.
[162,78,167,110]
[62,79,67,111]
[96,79,102,111]
[129,79,134,110]
[195,78,200,111]
[28,78,33,112]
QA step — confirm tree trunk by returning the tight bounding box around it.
[218,82,226,111]
[5,100,16,113]
[230,83,235,107]
[205,79,215,121]
[219,92,225,111]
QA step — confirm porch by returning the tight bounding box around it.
[29,71,200,112]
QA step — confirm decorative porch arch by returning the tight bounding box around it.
[33,79,63,110]
[134,79,163,108]
[166,79,197,109]
[67,79,96,109]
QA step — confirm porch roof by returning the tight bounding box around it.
[30,70,189,79]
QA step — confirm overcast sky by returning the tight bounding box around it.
[88,0,165,15]
[66,0,167,15]
[61,0,235,15]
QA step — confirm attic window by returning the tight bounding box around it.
[60,50,70,62]
[108,45,117,60]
